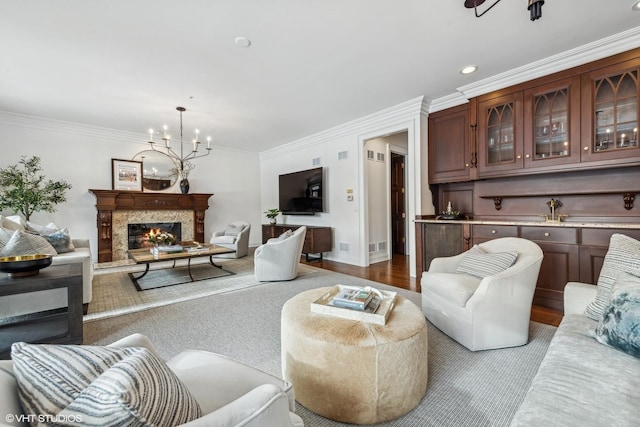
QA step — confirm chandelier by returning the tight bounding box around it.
[147,106,212,178]
[464,0,544,21]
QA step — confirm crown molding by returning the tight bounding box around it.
[0,110,141,144]
[260,96,424,160]
[430,27,640,107]
[427,93,470,114]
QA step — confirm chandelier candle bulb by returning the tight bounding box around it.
[207,136,211,149]
[149,129,154,142]
[195,129,200,142]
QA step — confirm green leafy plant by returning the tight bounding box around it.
[0,156,72,221]
[264,208,281,219]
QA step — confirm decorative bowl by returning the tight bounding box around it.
[0,254,53,277]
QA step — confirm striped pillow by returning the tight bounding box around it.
[0,230,57,257]
[456,247,518,278]
[585,234,640,320]
[11,343,202,426]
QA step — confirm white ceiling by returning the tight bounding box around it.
[1,1,639,153]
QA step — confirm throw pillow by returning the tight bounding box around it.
[26,221,60,235]
[0,230,57,257]
[42,227,75,253]
[11,343,202,426]
[0,227,14,249]
[11,342,139,418]
[1,215,26,231]
[456,248,518,278]
[585,234,640,320]
[278,229,293,240]
[593,273,640,358]
[56,348,203,426]
[224,224,244,237]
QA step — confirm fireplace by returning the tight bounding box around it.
[128,222,182,249]
[89,190,213,263]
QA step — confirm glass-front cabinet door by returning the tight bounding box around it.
[581,59,640,163]
[478,92,523,176]
[523,77,581,168]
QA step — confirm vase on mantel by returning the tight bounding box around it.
[180,178,190,194]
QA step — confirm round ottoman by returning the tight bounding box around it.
[281,287,428,424]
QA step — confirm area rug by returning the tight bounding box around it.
[84,266,557,426]
[129,263,233,291]
[86,256,318,322]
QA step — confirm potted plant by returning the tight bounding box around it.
[0,156,72,221]
[264,208,281,225]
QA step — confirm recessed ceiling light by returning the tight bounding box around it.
[460,65,479,75]
[235,36,251,48]
[633,1,640,11]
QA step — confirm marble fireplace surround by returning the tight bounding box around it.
[89,190,213,263]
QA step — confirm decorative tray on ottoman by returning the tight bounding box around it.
[311,284,397,325]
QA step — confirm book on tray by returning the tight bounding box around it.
[330,286,382,311]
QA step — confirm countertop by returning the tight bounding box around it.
[414,218,640,229]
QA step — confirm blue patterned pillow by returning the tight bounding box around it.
[594,273,640,358]
[42,227,75,253]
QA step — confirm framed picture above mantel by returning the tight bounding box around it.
[111,158,143,191]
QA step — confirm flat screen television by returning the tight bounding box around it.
[279,167,324,215]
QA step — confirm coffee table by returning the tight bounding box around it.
[127,244,235,282]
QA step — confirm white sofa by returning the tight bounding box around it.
[510,282,640,425]
[0,334,304,427]
[254,226,306,282]
[0,238,93,316]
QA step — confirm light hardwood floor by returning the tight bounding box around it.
[302,253,563,327]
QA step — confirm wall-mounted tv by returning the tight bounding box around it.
[279,167,324,215]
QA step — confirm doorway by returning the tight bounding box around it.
[391,152,406,255]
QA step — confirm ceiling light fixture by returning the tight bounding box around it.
[460,65,479,75]
[235,36,251,48]
[633,1,640,11]
[464,0,545,21]
[147,106,212,180]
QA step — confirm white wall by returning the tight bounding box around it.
[0,112,263,261]
[260,97,427,276]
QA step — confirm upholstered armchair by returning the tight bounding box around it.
[0,333,304,427]
[421,237,544,351]
[209,221,251,258]
[254,226,306,282]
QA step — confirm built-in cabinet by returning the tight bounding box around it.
[416,221,640,312]
[580,57,640,164]
[429,49,640,184]
[428,104,474,184]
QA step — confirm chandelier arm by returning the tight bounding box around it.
[474,0,502,17]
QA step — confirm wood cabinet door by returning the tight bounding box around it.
[477,92,524,177]
[428,104,472,183]
[532,242,580,312]
[580,58,640,164]
[523,76,581,169]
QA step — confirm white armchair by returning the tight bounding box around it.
[254,226,306,282]
[421,237,543,351]
[209,221,251,258]
[0,333,304,427]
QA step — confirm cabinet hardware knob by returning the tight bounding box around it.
[544,232,550,237]
[491,230,497,234]
[525,154,530,158]
[583,146,589,151]
[517,155,522,159]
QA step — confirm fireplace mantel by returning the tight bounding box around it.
[89,190,213,262]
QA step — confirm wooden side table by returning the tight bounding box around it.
[0,264,83,359]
